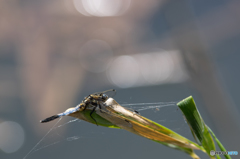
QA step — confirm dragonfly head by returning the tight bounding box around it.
[101,93,108,101]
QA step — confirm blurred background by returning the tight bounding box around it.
[0,0,240,159]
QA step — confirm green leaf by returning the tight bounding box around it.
[99,98,205,159]
[42,95,232,159]
[75,109,121,129]
[177,96,217,158]
[207,126,231,159]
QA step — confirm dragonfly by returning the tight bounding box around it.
[40,89,203,159]
[40,89,116,125]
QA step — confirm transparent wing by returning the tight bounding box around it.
[120,101,177,112]
[92,89,116,98]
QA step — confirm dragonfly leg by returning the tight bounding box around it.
[133,110,139,115]
[98,102,102,109]
[99,103,106,113]
[90,106,98,126]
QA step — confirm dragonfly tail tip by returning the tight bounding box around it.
[40,115,59,123]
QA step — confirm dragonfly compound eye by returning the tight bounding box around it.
[102,94,108,100]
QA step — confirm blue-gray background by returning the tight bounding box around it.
[0,0,240,159]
